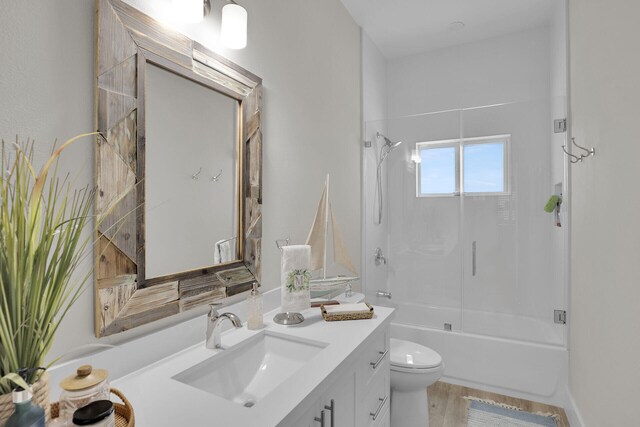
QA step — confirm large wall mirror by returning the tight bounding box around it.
[95,0,262,337]
[145,63,240,279]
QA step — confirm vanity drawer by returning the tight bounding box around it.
[357,365,390,427]
[357,329,389,391]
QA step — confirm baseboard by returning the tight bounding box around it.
[564,390,586,427]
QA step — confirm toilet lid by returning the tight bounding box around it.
[390,338,442,369]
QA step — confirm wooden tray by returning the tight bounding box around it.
[51,387,135,427]
[321,303,374,321]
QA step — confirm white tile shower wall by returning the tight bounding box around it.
[362,32,389,296]
[0,0,362,361]
[383,27,566,344]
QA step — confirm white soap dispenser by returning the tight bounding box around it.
[247,282,264,330]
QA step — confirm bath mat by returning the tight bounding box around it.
[465,397,559,427]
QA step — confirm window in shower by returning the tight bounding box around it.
[416,135,509,197]
[417,140,459,196]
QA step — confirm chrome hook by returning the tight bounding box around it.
[191,167,203,180]
[563,138,596,164]
[571,137,595,158]
[210,169,223,182]
[562,145,582,164]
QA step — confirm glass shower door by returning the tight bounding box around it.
[461,100,566,346]
[384,110,464,331]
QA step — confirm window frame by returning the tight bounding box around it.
[415,134,510,198]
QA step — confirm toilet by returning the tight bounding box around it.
[390,338,444,427]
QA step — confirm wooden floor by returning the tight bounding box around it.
[427,381,570,427]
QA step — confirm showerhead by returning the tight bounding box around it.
[377,132,403,150]
[374,133,402,225]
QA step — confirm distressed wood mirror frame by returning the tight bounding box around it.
[95,0,262,337]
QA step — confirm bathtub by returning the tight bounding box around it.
[382,299,569,407]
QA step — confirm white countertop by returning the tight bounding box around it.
[111,305,394,426]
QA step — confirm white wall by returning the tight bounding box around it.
[362,32,389,296]
[362,32,388,124]
[569,1,640,425]
[387,28,552,117]
[0,0,361,362]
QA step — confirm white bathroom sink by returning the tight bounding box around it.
[172,331,328,407]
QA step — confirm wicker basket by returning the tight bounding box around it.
[321,303,374,321]
[51,387,135,427]
[0,371,51,425]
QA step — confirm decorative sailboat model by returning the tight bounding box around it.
[306,175,359,296]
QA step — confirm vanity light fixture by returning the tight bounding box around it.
[220,1,248,49]
[173,0,248,49]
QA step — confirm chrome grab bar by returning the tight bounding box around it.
[370,349,389,369]
[370,395,389,421]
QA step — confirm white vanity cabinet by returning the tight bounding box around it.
[98,305,395,426]
[283,327,390,427]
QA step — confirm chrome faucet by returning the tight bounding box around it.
[376,290,392,299]
[206,305,243,349]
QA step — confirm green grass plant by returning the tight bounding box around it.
[0,134,97,393]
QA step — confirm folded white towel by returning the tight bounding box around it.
[214,238,235,264]
[324,303,370,314]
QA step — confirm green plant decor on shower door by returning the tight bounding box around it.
[0,134,101,394]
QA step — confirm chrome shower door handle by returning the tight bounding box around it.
[472,241,477,277]
[324,399,335,426]
[314,410,325,426]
